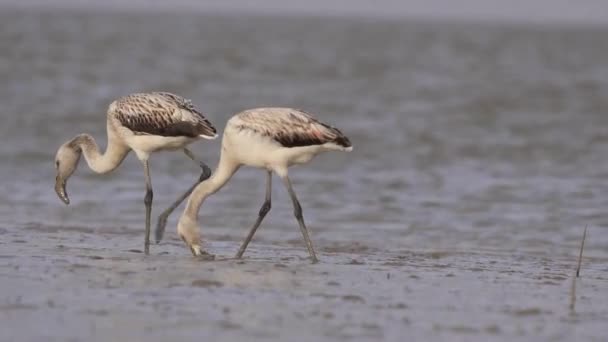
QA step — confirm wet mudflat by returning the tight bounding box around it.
[1,226,607,342]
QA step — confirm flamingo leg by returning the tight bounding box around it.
[154,148,212,243]
[143,159,153,255]
[281,175,319,263]
[236,171,272,259]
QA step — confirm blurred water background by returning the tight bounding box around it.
[1,3,608,341]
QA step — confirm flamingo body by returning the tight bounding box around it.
[110,92,217,156]
[224,108,351,172]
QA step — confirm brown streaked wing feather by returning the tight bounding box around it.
[154,92,212,123]
[152,92,217,137]
[235,108,351,148]
[113,92,217,138]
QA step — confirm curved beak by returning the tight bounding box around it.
[55,176,70,205]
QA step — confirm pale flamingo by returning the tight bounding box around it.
[54,92,217,254]
[156,108,352,263]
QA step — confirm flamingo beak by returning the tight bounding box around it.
[55,176,70,205]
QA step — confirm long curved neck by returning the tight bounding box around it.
[183,152,240,219]
[70,126,129,174]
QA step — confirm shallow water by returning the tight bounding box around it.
[2,233,608,342]
[1,7,608,341]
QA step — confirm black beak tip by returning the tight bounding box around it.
[56,191,70,205]
[55,181,70,205]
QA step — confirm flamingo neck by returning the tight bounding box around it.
[183,151,240,219]
[71,128,129,174]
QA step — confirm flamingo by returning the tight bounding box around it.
[155,108,352,263]
[53,92,217,254]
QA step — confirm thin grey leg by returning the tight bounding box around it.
[154,148,211,243]
[236,171,272,259]
[281,175,318,263]
[143,159,153,255]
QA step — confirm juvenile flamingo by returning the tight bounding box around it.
[156,108,352,263]
[54,92,217,254]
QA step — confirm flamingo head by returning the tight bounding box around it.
[54,142,81,205]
